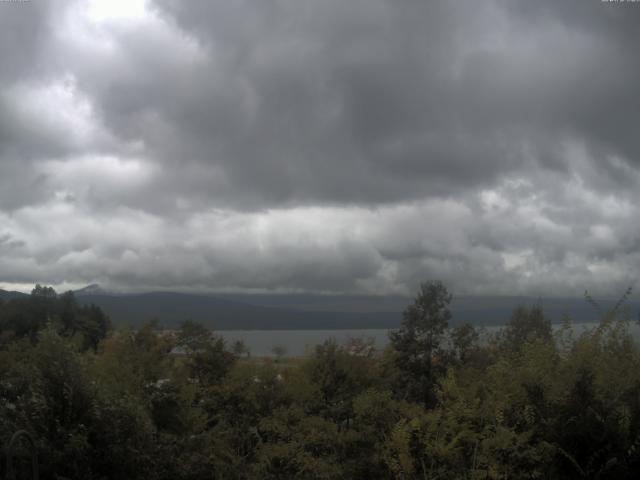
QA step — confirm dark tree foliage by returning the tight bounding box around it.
[450,322,480,363]
[502,302,552,352]
[389,280,452,407]
[306,339,374,425]
[177,319,236,385]
[0,285,111,349]
[2,283,640,479]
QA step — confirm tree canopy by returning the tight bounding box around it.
[2,282,640,479]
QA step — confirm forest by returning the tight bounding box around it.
[1,281,640,479]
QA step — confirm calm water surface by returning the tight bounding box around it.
[219,322,640,357]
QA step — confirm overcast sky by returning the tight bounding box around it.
[1,0,640,296]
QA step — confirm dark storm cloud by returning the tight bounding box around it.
[92,0,522,208]
[65,0,636,210]
[1,0,640,295]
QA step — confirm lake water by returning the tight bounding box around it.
[219,322,640,357]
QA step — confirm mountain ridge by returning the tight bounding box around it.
[3,286,638,330]
[72,287,640,330]
[0,289,28,301]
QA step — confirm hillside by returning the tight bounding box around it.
[0,289,28,302]
[4,286,635,330]
[74,291,400,330]
[75,288,639,330]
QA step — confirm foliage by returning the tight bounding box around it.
[388,280,452,406]
[0,285,111,350]
[2,283,640,479]
[501,302,552,353]
[176,319,237,385]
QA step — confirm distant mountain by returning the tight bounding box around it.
[73,287,640,330]
[75,291,400,330]
[74,284,114,296]
[0,289,28,301]
[3,284,639,329]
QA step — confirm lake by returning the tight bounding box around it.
[219,322,640,357]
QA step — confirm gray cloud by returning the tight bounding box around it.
[1,0,640,296]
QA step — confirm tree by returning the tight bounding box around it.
[345,336,375,357]
[176,319,213,352]
[31,284,57,299]
[450,322,479,363]
[502,303,551,352]
[176,320,235,385]
[305,339,374,425]
[0,286,109,348]
[58,291,111,351]
[232,339,249,357]
[272,345,287,362]
[76,303,111,351]
[389,281,452,407]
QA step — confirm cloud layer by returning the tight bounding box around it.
[1,0,640,296]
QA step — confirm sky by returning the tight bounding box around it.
[1,0,640,297]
